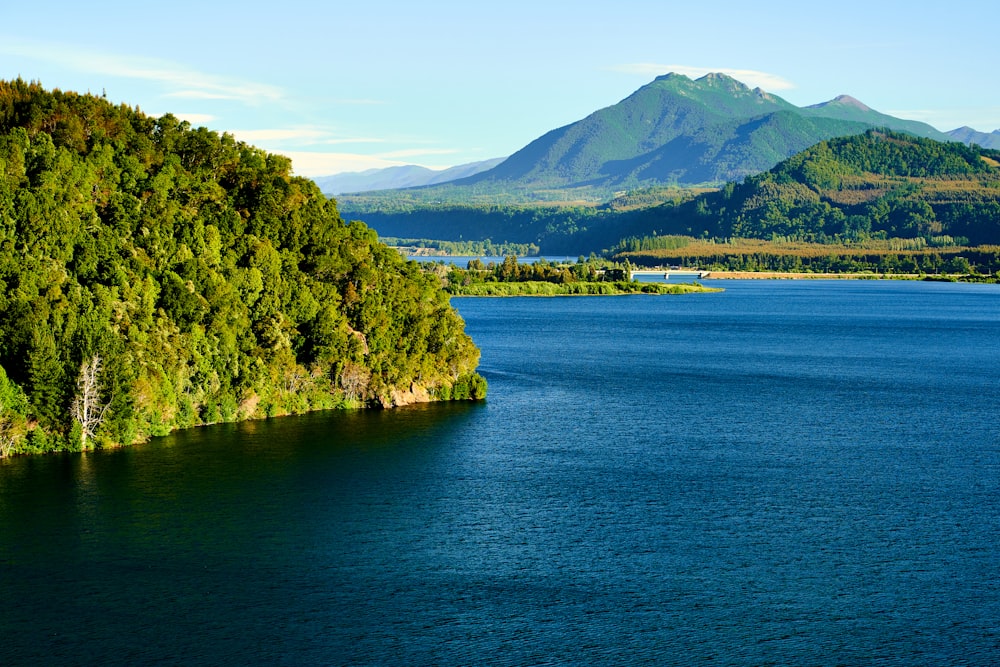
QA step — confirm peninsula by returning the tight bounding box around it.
[0,80,485,457]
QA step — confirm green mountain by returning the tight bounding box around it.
[801,95,952,140]
[352,130,1000,257]
[456,73,955,191]
[0,79,485,457]
[624,129,1000,245]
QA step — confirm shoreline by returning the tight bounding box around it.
[702,271,922,280]
[447,281,722,296]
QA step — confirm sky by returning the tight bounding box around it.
[3,0,999,177]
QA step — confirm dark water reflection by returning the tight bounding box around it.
[2,280,999,665]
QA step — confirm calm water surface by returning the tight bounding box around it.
[2,280,999,665]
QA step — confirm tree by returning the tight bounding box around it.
[0,365,30,457]
[71,355,110,448]
[27,330,66,432]
[339,361,371,405]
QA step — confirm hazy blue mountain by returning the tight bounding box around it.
[947,126,1000,149]
[314,157,505,195]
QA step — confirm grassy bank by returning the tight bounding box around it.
[447,281,722,296]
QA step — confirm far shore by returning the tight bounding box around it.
[701,271,922,280]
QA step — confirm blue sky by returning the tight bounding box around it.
[3,0,998,177]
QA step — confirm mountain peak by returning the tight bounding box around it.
[809,94,872,112]
[698,72,735,81]
[946,126,1000,149]
[653,72,750,91]
[697,72,750,90]
[654,72,690,82]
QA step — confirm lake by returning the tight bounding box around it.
[2,280,998,665]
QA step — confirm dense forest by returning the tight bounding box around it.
[339,191,702,257]
[643,130,1000,245]
[609,236,1000,277]
[0,79,485,457]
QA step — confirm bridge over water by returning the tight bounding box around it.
[631,269,711,280]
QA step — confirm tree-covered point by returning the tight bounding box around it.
[0,79,485,456]
[429,256,721,296]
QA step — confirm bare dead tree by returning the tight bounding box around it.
[72,355,110,447]
[339,361,371,405]
[0,402,16,458]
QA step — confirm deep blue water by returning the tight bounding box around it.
[2,280,999,665]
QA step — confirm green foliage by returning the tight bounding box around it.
[340,201,679,256]
[344,131,1000,256]
[0,79,484,456]
[446,372,488,400]
[625,130,1000,248]
[380,237,540,257]
[440,256,720,296]
[447,279,718,296]
[611,234,692,254]
[613,236,1000,277]
[0,365,30,456]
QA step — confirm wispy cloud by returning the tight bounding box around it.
[230,128,402,149]
[232,127,334,143]
[276,148,462,177]
[322,137,390,145]
[174,113,217,126]
[330,98,385,106]
[278,151,411,177]
[164,90,245,101]
[608,63,795,92]
[231,125,462,155]
[375,148,460,159]
[0,36,283,105]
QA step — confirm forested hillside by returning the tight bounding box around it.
[0,79,485,456]
[638,130,1000,244]
[344,130,1000,259]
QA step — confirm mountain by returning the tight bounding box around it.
[622,129,1000,246]
[313,157,505,195]
[446,73,959,192]
[801,95,951,140]
[345,129,1000,255]
[0,79,485,456]
[947,126,1000,149]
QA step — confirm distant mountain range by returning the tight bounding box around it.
[314,158,504,195]
[349,128,1000,254]
[946,126,1000,149]
[328,73,999,199]
[460,72,955,190]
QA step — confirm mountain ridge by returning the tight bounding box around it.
[947,126,1000,149]
[359,73,963,198]
[314,157,504,195]
[622,128,1000,247]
